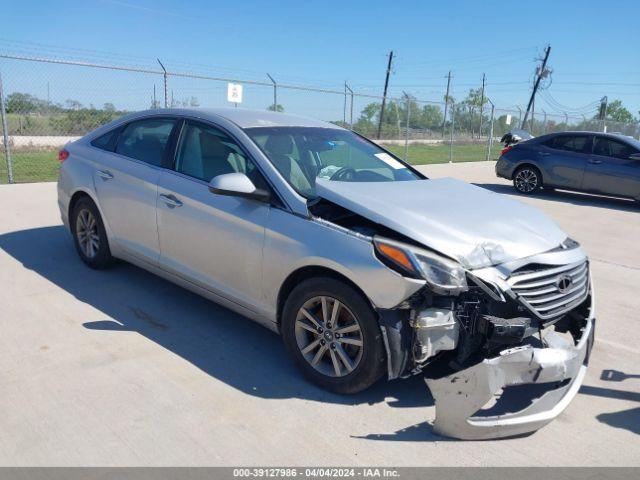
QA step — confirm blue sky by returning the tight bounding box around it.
[1,0,639,120]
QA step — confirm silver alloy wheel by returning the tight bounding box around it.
[76,208,100,259]
[514,169,539,192]
[294,296,364,378]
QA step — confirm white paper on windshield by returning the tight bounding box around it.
[375,152,405,169]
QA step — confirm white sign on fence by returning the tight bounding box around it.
[227,83,243,104]
[505,114,512,125]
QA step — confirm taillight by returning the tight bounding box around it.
[58,149,69,162]
[500,145,513,156]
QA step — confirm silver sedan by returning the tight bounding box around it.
[58,108,594,439]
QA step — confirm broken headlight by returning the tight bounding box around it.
[414,249,468,294]
[374,237,468,294]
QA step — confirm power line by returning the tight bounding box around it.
[399,46,539,68]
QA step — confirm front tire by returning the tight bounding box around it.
[281,277,386,394]
[513,166,542,194]
[71,197,113,269]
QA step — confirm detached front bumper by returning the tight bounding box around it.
[425,314,595,440]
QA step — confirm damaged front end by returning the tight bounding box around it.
[308,195,594,440]
[379,244,594,440]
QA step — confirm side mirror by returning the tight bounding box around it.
[208,173,271,203]
[629,153,640,161]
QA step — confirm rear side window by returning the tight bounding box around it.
[91,128,120,151]
[115,118,176,166]
[546,135,588,153]
[593,137,636,159]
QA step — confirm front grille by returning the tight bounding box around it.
[507,260,590,320]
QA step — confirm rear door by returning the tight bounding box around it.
[583,136,640,198]
[537,134,591,189]
[94,117,177,264]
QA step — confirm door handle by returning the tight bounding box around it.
[97,170,113,180]
[159,193,183,208]
[588,159,603,165]
[538,151,550,156]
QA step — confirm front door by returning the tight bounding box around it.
[583,136,640,198]
[156,120,271,309]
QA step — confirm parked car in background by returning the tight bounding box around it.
[58,108,595,440]
[496,131,640,201]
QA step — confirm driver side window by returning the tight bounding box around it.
[175,121,257,183]
[593,138,635,160]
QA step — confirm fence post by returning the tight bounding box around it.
[485,104,495,162]
[403,93,411,161]
[157,59,168,108]
[0,71,13,184]
[449,103,455,163]
[267,73,277,111]
[393,101,401,139]
[349,88,354,130]
[343,82,347,124]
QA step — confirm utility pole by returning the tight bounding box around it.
[530,76,536,132]
[376,50,394,139]
[442,70,452,137]
[478,73,486,138]
[598,95,608,132]
[521,45,551,129]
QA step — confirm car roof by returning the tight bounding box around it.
[546,131,628,138]
[535,131,638,142]
[130,107,342,130]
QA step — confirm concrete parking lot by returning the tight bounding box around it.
[0,161,638,466]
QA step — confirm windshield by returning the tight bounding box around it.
[244,127,422,198]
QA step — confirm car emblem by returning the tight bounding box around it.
[556,274,573,293]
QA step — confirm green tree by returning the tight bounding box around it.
[463,88,489,108]
[6,92,47,114]
[599,99,636,123]
[417,104,444,129]
[65,99,83,111]
[360,103,380,122]
[267,103,284,112]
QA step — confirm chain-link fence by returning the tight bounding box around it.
[1,53,639,183]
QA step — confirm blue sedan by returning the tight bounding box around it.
[496,131,640,201]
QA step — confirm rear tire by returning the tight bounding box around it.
[513,166,542,194]
[281,277,386,394]
[71,197,114,269]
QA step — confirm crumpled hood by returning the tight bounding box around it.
[315,177,567,269]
